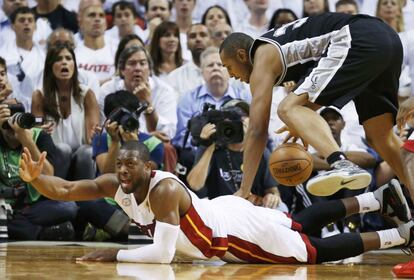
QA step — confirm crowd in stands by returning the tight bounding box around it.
[0,0,414,245]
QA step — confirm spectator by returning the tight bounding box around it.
[0,97,77,240]
[201,5,232,33]
[38,28,101,101]
[173,0,196,61]
[144,0,172,43]
[149,21,183,80]
[166,23,212,100]
[187,99,284,211]
[376,0,404,33]
[335,0,359,14]
[173,47,251,178]
[32,0,78,33]
[105,1,148,51]
[100,46,177,142]
[31,44,100,180]
[75,0,116,84]
[210,22,232,48]
[114,34,145,75]
[236,0,269,38]
[303,0,330,17]
[0,0,52,47]
[268,8,298,30]
[0,7,45,110]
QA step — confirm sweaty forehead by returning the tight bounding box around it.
[118,149,141,160]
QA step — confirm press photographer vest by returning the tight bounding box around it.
[0,128,43,204]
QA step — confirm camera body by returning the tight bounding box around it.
[2,103,43,130]
[188,103,244,147]
[107,102,148,132]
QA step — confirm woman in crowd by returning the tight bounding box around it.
[149,21,183,79]
[376,0,404,33]
[268,8,298,30]
[31,44,100,180]
[201,5,232,33]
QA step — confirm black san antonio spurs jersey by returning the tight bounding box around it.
[249,12,382,87]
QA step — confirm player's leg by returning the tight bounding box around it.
[293,180,411,234]
[308,223,413,264]
[363,113,408,187]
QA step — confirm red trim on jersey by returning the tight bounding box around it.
[299,233,317,264]
[180,205,228,258]
[403,140,414,153]
[284,213,303,232]
[227,235,302,264]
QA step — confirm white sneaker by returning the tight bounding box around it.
[307,159,372,196]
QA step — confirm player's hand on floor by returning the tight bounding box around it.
[275,125,308,150]
[76,249,120,262]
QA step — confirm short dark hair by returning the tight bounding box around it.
[219,32,254,58]
[201,5,232,27]
[145,0,173,12]
[120,140,151,162]
[335,0,358,10]
[10,6,35,24]
[0,56,6,69]
[111,1,137,19]
[103,90,140,118]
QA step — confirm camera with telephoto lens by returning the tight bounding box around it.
[1,102,43,130]
[187,103,244,147]
[107,102,148,132]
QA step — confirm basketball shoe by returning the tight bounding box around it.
[307,159,371,196]
[374,179,412,226]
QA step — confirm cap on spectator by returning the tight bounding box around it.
[319,106,343,119]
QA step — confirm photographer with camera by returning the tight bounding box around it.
[78,90,164,242]
[173,47,251,181]
[186,99,284,210]
[0,98,78,240]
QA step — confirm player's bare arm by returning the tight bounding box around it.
[19,147,118,201]
[79,178,187,263]
[238,44,283,197]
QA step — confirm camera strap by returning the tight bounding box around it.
[224,148,240,192]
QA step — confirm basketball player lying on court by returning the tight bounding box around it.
[19,141,414,264]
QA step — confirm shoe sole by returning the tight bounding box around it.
[382,181,412,226]
[307,172,372,196]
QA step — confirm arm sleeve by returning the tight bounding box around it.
[36,130,58,168]
[116,221,179,264]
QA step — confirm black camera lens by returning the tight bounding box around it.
[10,113,36,129]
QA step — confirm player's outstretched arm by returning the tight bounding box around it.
[238,44,283,198]
[19,147,118,201]
[78,178,183,263]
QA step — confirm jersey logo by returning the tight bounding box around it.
[273,17,308,37]
[311,75,318,90]
[122,197,131,206]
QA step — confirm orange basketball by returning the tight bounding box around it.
[268,143,313,186]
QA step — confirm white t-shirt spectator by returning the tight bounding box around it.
[75,41,116,83]
[104,25,149,51]
[166,61,203,100]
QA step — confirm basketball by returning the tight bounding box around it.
[268,143,313,186]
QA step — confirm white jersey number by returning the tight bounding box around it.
[274,17,309,37]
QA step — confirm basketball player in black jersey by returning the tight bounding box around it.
[220,12,407,198]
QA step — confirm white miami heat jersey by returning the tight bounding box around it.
[114,171,316,264]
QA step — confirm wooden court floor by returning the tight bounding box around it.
[0,242,413,279]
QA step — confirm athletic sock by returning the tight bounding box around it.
[355,192,380,213]
[327,151,347,165]
[377,228,406,249]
